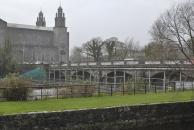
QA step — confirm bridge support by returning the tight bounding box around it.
[180,71,182,89]
[163,71,166,91]
[48,67,51,82]
[54,67,56,83]
[134,70,137,90]
[70,69,72,83]
[89,69,92,84]
[105,72,108,85]
[114,69,116,89]
[64,69,67,82]
[82,69,85,80]
[97,69,101,95]
[148,70,151,91]
[123,70,126,84]
[76,69,78,81]
[59,66,61,82]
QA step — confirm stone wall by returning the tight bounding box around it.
[0,20,7,48]
[6,27,58,63]
[53,27,69,63]
[12,45,59,63]
[7,27,53,46]
[0,101,194,130]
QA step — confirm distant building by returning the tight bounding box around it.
[0,6,69,64]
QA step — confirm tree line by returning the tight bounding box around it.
[70,37,142,63]
[71,1,194,63]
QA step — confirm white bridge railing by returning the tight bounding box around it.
[57,60,192,67]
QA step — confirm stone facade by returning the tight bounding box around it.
[0,101,194,130]
[0,6,69,64]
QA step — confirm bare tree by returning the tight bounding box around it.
[78,37,140,62]
[83,37,104,63]
[125,37,141,58]
[70,46,83,63]
[113,41,128,60]
[113,38,141,60]
[103,37,117,61]
[150,1,194,62]
[144,41,180,60]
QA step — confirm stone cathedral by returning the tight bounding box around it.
[0,6,69,64]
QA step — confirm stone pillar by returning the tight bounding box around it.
[59,67,61,82]
[180,71,182,89]
[114,69,117,89]
[123,70,126,84]
[123,70,126,94]
[48,66,51,82]
[163,71,166,91]
[105,72,108,85]
[83,69,85,80]
[70,69,72,84]
[134,70,137,88]
[64,69,67,82]
[76,69,78,81]
[148,70,151,91]
[97,69,100,95]
[54,67,56,83]
[89,69,92,84]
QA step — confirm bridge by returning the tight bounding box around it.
[47,60,194,91]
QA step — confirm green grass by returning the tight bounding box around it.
[0,91,194,115]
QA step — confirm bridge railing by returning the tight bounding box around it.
[54,60,192,67]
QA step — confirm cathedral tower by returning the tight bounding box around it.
[54,6,69,63]
[55,6,65,27]
[36,11,46,27]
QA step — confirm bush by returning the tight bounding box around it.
[0,73,33,101]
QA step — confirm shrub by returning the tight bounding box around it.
[0,73,33,101]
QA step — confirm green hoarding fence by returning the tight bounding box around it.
[21,67,46,81]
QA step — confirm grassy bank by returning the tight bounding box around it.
[0,91,194,115]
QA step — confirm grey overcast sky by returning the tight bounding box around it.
[0,0,185,49]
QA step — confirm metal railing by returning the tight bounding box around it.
[95,81,194,96]
[0,80,193,101]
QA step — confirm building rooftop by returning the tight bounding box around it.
[7,23,53,31]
